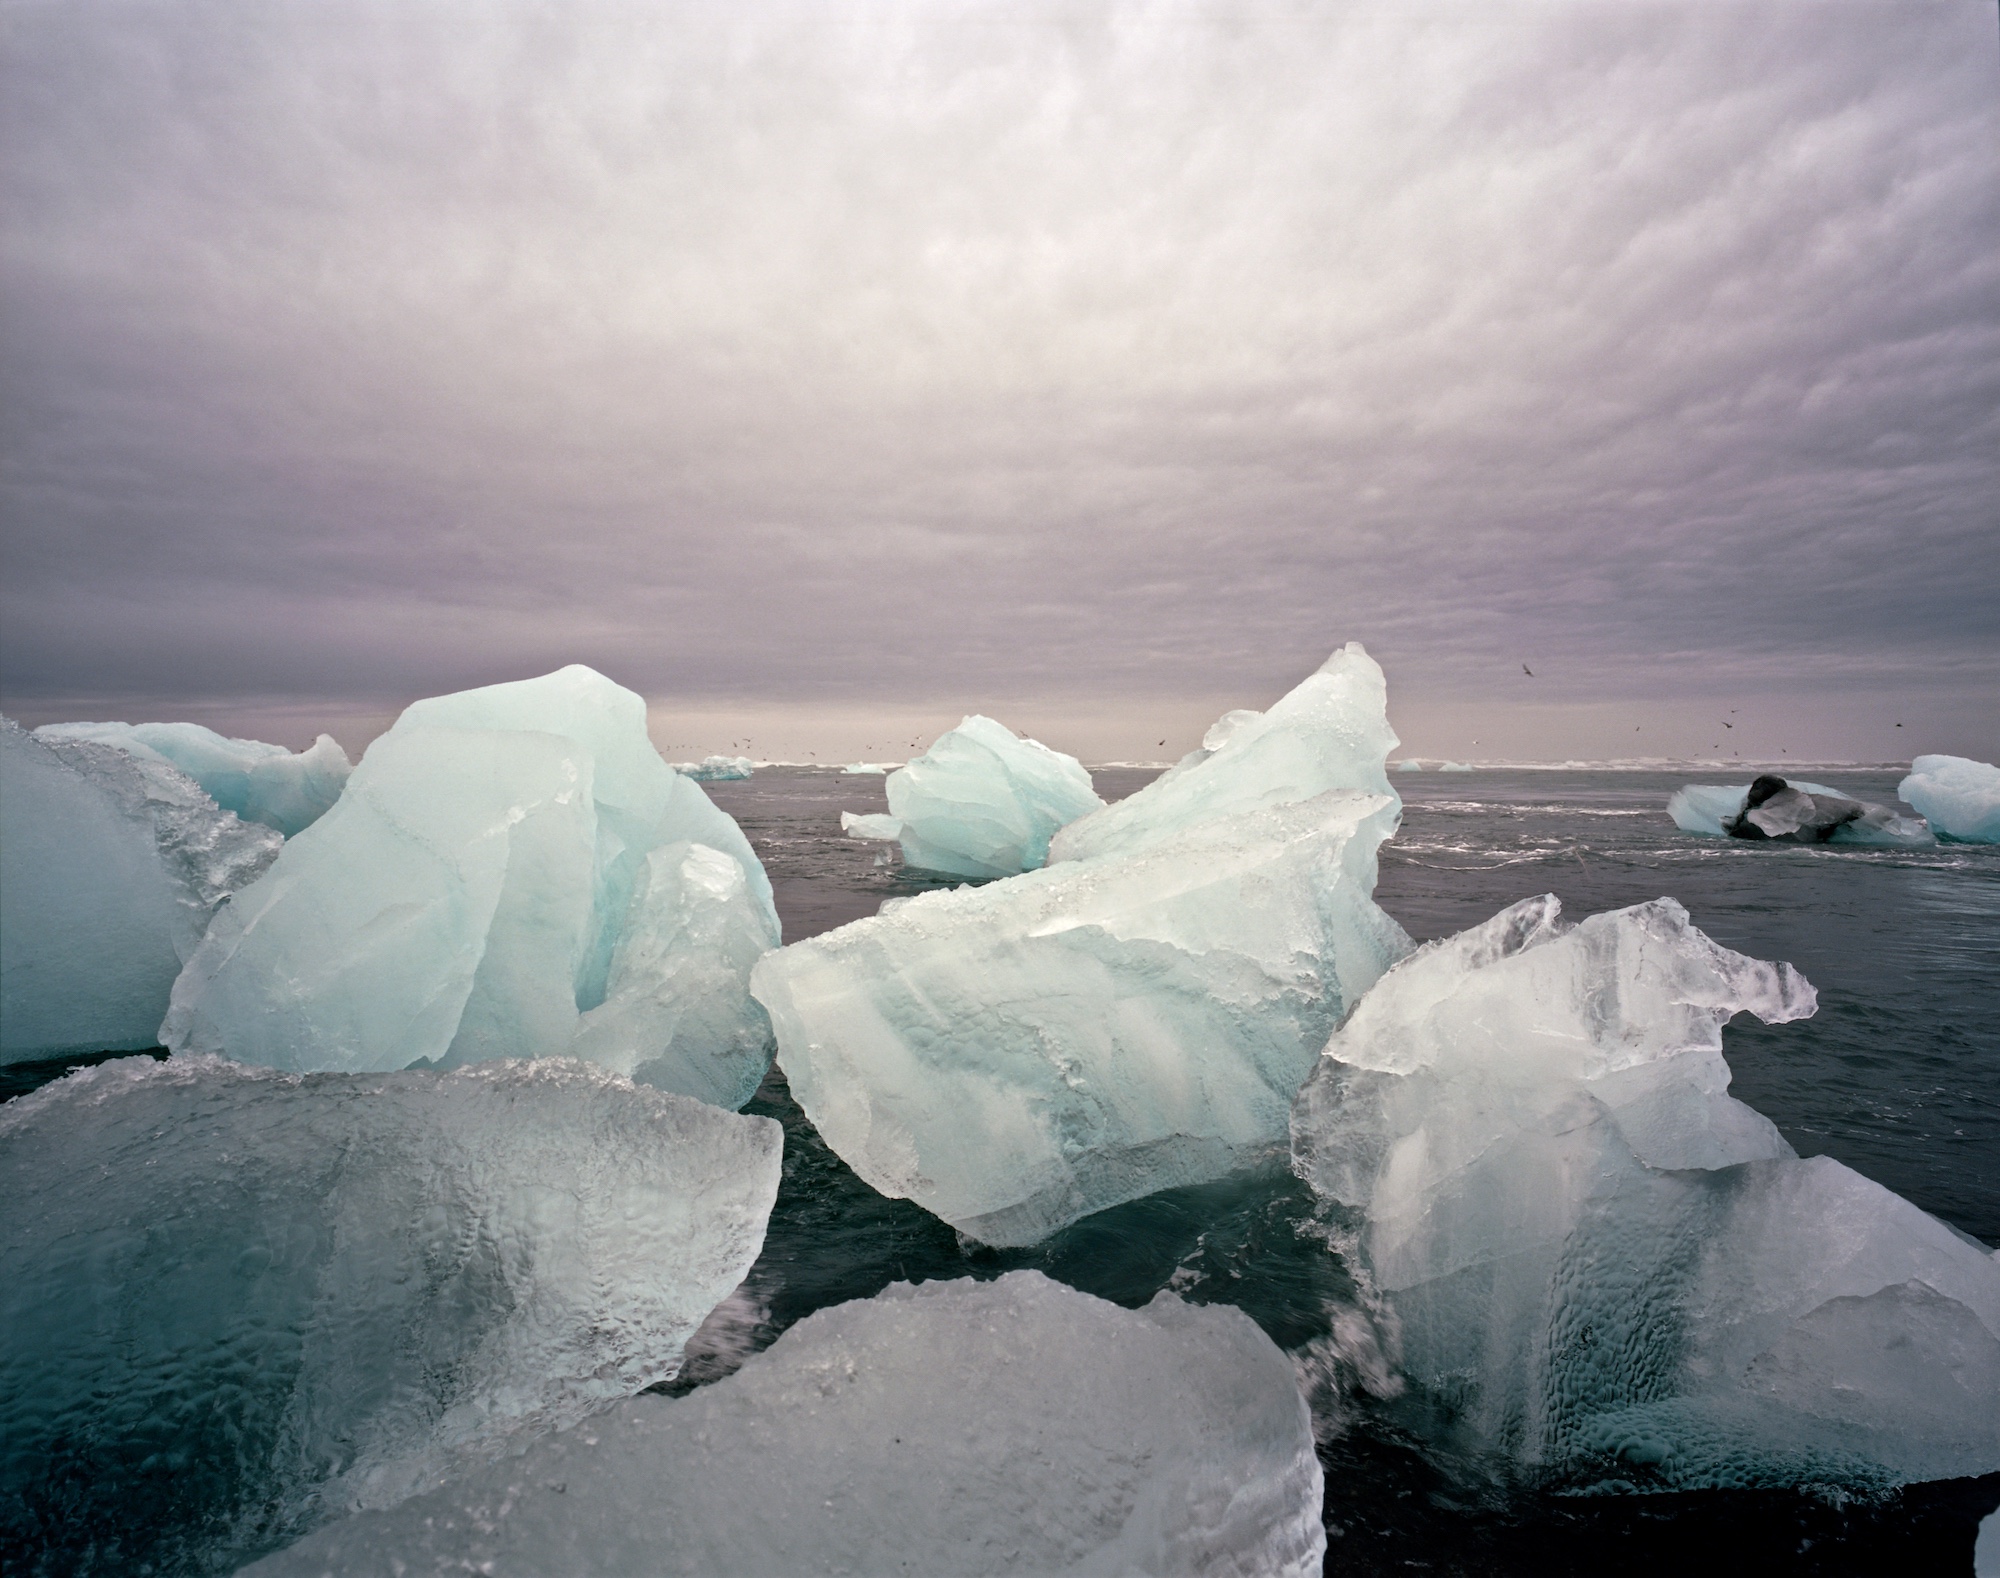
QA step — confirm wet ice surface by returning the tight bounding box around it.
[699,765,2000,1573]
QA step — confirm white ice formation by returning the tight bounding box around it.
[755,644,1411,1247]
[1394,759,1423,773]
[1899,755,2000,844]
[1668,778,1932,846]
[1436,761,1472,773]
[678,755,755,782]
[1292,895,2000,1491]
[162,667,781,1107]
[841,761,889,774]
[842,714,1104,879]
[246,1271,1325,1578]
[34,720,351,836]
[1,719,281,1062]
[0,1054,781,1572]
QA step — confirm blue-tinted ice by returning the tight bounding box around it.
[162,667,780,1106]
[1292,895,2000,1491]
[1900,754,2000,844]
[245,1272,1325,1578]
[0,1054,781,1574]
[34,721,351,836]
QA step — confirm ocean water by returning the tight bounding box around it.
[6,765,1996,1573]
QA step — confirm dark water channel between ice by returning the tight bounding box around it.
[7,765,1996,1574]
[694,765,2000,1577]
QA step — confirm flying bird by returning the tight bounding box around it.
[1522,663,1534,677]
[1723,721,1733,729]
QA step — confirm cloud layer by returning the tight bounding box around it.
[3,1,1995,758]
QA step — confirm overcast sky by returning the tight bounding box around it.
[3,1,1995,763]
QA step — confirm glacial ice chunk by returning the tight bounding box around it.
[1668,776,1932,847]
[162,667,779,1102]
[758,796,1408,1245]
[1292,895,2000,1490]
[35,721,352,836]
[1,719,280,1062]
[0,1054,781,1574]
[851,714,1104,879]
[677,754,755,782]
[1899,755,2000,844]
[1979,1505,2000,1578]
[841,761,889,774]
[245,1271,1325,1578]
[1050,642,1394,864]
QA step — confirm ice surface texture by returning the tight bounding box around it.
[1293,895,2000,1491]
[1667,779,1931,846]
[35,721,351,836]
[757,645,1411,1246]
[248,1271,1325,1578]
[1,719,280,1062]
[677,754,755,781]
[162,667,780,1106]
[843,714,1104,878]
[1900,754,2000,843]
[1049,642,1394,864]
[0,1054,781,1576]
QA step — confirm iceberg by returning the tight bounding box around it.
[841,761,889,774]
[1436,760,1472,772]
[0,1054,781,1574]
[1292,895,2000,1491]
[162,667,780,1106]
[1899,755,2000,844]
[677,754,755,782]
[1049,643,1394,865]
[755,645,1411,1246]
[1668,775,1932,846]
[244,1271,1325,1578]
[1,719,280,1062]
[1394,759,1423,773]
[845,714,1104,879]
[34,721,351,837]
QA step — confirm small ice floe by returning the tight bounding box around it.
[1,718,280,1062]
[757,643,1412,1247]
[243,1272,1326,1578]
[676,755,755,781]
[163,665,781,1109]
[34,720,351,836]
[840,714,1103,880]
[1668,774,1931,847]
[1292,895,2000,1493]
[0,1054,782,1574]
[1899,754,2000,844]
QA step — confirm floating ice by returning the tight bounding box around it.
[1,719,280,1062]
[677,755,755,782]
[756,646,1410,1246]
[246,1271,1325,1578]
[0,1054,781,1574]
[1899,755,2000,844]
[1293,895,2000,1491]
[844,714,1103,879]
[1668,776,1931,847]
[1980,1505,2000,1578]
[1436,761,1472,773]
[1394,759,1423,773]
[1049,643,1393,865]
[841,761,889,774]
[162,667,779,1103]
[35,721,351,836]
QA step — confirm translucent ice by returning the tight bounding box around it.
[162,667,779,1103]
[841,761,889,774]
[756,646,1411,1246]
[1,719,280,1062]
[1668,777,1932,847]
[246,1271,1325,1578]
[1899,755,2000,844]
[35,721,351,836]
[846,714,1104,879]
[1049,642,1394,865]
[1293,895,2000,1491]
[0,1054,781,1574]
[677,754,755,782]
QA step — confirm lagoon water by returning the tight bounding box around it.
[6,764,1996,1573]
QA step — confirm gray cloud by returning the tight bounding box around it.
[3,1,1995,759]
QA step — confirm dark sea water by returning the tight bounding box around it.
[693,765,2000,1577]
[7,765,1996,1574]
